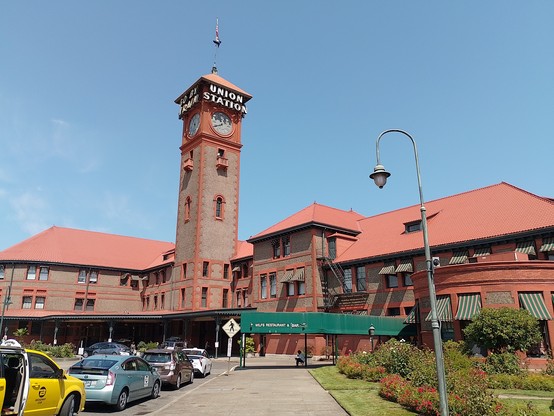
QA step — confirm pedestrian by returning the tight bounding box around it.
[295,350,305,367]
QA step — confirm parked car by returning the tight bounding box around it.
[182,348,212,377]
[83,342,131,357]
[67,355,160,411]
[160,337,186,350]
[142,348,194,389]
[0,339,86,416]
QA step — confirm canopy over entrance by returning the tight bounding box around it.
[240,311,416,337]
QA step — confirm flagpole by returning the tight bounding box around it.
[212,18,221,74]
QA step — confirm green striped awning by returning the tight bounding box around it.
[425,296,453,322]
[379,264,396,275]
[291,268,305,282]
[455,293,482,320]
[395,260,413,273]
[540,238,554,253]
[279,270,294,283]
[473,247,491,257]
[519,293,552,320]
[449,250,469,265]
[404,304,418,324]
[515,241,536,255]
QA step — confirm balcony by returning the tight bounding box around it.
[216,156,228,169]
[183,158,193,171]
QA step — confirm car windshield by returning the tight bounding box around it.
[183,349,203,355]
[188,355,202,360]
[143,353,171,363]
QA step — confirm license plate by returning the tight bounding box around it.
[84,380,97,387]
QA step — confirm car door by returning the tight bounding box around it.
[120,358,143,401]
[25,352,62,416]
[135,358,153,397]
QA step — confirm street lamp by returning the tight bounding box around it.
[369,129,449,416]
[368,324,375,352]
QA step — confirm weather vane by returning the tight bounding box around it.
[212,18,221,74]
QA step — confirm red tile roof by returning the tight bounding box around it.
[0,226,175,270]
[232,240,253,261]
[337,182,554,263]
[248,202,364,242]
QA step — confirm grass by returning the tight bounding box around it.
[309,366,416,416]
[310,366,554,416]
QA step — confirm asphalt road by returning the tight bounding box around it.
[61,357,235,416]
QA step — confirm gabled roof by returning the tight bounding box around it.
[248,202,365,242]
[337,182,554,263]
[0,226,175,271]
[232,240,253,261]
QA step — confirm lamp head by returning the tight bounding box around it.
[369,165,391,188]
[368,324,375,337]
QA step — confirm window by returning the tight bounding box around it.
[74,299,84,311]
[161,293,165,309]
[260,275,267,299]
[183,263,187,279]
[283,236,290,257]
[38,266,49,281]
[201,287,208,307]
[224,264,229,279]
[154,295,158,309]
[27,266,36,280]
[405,221,422,233]
[242,264,249,278]
[85,299,95,311]
[130,278,138,289]
[22,296,32,309]
[236,291,241,307]
[356,266,366,291]
[155,273,160,285]
[161,270,167,284]
[298,281,306,295]
[386,274,398,288]
[287,282,295,296]
[217,148,225,158]
[0,265,4,279]
[244,291,249,307]
[35,297,45,309]
[328,238,336,259]
[89,271,98,284]
[269,273,277,298]
[181,288,186,308]
[404,274,413,286]
[120,273,129,286]
[387,307,401,316]
[272,240,281,259]
[202,262,209,277]
[343,268,352,293]
[215,197,224,219]
[184,196,191,222]
[78,269,87,283]
[222,289,229,308]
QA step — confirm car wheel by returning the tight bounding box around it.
[59,394,76,416]
[174,374,181,390]
[150,381,160,399]
[115,389,128,411]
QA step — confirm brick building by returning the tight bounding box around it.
[0,69,553,359]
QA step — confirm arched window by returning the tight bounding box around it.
[214,195,225,219]
[184,196,191,222]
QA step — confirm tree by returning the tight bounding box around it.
[463,307,542,353]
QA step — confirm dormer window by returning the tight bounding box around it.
[405,221,422,233]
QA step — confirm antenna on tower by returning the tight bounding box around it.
[212,18,221,74]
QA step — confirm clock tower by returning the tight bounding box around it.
[172,70,252,311]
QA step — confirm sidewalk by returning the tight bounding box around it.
[151,355,349,416]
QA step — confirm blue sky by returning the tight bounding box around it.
[1,1,553,251]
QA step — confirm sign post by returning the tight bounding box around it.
[222,318,240,375]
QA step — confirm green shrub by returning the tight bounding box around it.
[484,352,523,375]
[137,341,158,352]
[26,340,76,358]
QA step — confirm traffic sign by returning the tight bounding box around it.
[222,318,240,338]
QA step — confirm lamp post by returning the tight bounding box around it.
[368,324,375,352]
[369,129,449,416]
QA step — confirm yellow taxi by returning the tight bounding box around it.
[0,340,85,416]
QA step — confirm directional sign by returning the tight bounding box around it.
[222,318,240,338]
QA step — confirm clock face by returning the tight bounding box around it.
[211,112,233,136]
[188,113,200,137]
